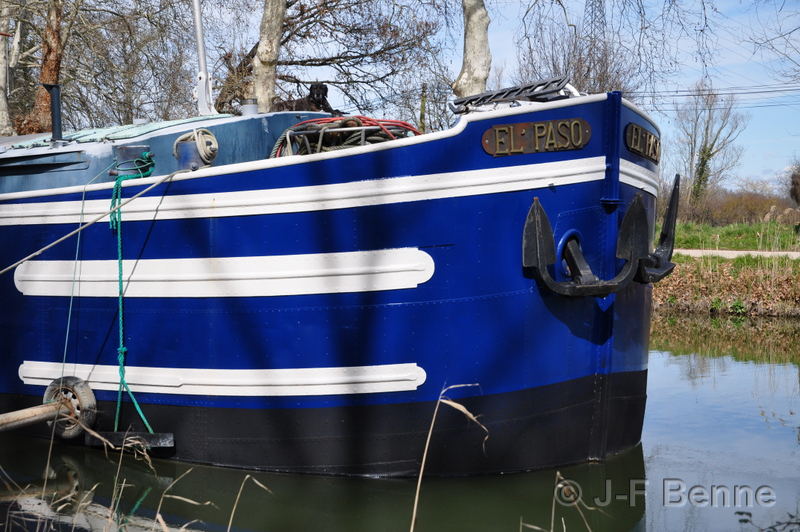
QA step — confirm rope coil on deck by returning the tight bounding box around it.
[172,128,218,164]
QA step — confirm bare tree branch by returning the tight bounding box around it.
[674,79,748,220]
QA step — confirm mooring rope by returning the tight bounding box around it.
[0,160,194,436]
[109,152,155,433]
[41,161,114,501]
[60,162,115,382]
[0,168,188,277]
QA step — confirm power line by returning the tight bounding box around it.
[628,86,800,97]
[333,81,800,115]
[656,99,800,112]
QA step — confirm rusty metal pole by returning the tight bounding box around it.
[0,401,69,432]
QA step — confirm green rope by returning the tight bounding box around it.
[122,486,152,526]
[110,151,155,433]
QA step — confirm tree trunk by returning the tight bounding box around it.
[690,145,712,206]
[253,0,286,113]
[214,44,257,113]
[0,1,14,136]
[16,0,63,134]
[789,166,800,206]
[452,0,491,98]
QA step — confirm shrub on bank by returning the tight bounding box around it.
[669,184,796,226]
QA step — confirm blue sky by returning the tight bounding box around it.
[477,0,800,189]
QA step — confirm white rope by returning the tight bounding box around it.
[0,169,189,278]
[172,128,218,164]
[563,83,582,97]
[59,165,109,372]
[40,163,113,500]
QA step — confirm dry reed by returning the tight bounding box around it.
[226,474,272,532]
[409,383,487,532]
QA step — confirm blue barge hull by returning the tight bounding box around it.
[0,91,662,476]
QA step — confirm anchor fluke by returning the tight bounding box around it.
[636,174,680,283]
[522,197,557,273]
[615,193,650,264]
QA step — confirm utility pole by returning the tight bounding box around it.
[419,83,427,134]
[582,0,606,88]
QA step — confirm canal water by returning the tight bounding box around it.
[0,314,797,531]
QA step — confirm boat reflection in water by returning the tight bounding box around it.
[0,435,645,531]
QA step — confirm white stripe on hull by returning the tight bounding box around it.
[619,159,659,196]
[19,361,428,396]
[14,248,435,298]
[0,156,609,226]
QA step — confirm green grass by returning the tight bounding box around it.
[671,221,800,251]
[672,252,800,275]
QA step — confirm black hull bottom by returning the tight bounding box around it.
[1,370,646,477]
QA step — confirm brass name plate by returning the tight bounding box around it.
[624,123,660,163]
[482,118,592,156]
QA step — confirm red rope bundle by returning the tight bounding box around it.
[271,116,421,157]
[292,115,421,138]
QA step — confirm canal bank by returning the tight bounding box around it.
[653,251,800,317]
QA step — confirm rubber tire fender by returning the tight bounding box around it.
[43,376,97,440]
